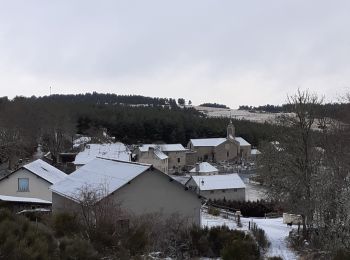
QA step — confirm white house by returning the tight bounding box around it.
[50,158,202,225]
[190,162,219,175]
[185,173,246,201]
[74,143,131,168]
[0,159,67,202]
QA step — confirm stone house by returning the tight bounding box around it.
[135,146,168,174]
[0,159,67,202]
[135,144,188,174]
[185,173,246,201]
[50,158,202,225]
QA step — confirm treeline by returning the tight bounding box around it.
[200,102,229,109]
[9,92,179,108]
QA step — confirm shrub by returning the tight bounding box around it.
[0,212,57,260]
[189,225,259,258]
[209,199,279,217]
[221,239,260,260]
[333,249,350,260]
[52,213,80,237]
[59,237,99,260]
[252,227,270,249]
[208,206,220,216]
[125,225,149,256]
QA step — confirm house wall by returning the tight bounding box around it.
[189,145,215,162]
[214,140,239,162]
[185,151,197,167]
[138,151,168,174]
[188,140,239,163]
[186,178,245,201]
[166,151,186,174]
[52,192,80,213]
[115,169,201,225]
[52,169,202,226]
[0,169,53,201]
[240,146,251,160]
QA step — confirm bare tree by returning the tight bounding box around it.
[258,89,324,238]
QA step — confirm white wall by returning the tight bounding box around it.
[0,168,53,201]
[186,178,245,201]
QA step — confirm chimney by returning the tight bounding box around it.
[195,163,200,173]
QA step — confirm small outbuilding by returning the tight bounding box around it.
[185,173,246,201]
[190,162,219,175]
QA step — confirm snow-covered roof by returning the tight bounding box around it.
[73,136,92,148]
[190,162,219,173]
[51,158,151,201]
[190,138,227,147]
[139,144,187,152]
[74,143,130,165]
[154,149,168,160]
[0,195,51,204]
[22,159,67,184]
[235,137,251,147]
[170,175,191,185]
[251,149,261,155]
[190,137,250,147]
[189,173,245,190]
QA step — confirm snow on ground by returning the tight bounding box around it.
[247,217,298,260]
[201,211,298,260]
[194,107,280,123]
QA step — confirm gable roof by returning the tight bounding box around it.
[251,149,261,155]
[235,137,251,147]
[153,149,168,160]
[190,138,227,147]
[190,162,219,173]
[21,159,67,184]
[139,144,187,152]
[51,158,151,201]
[74,143,130,165]
[190,137,250,147]
[188,173,245,190]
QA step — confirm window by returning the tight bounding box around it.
[222,189,226,193]
[233,189,237,192]
[18,178,29,192]
[177,158,180,163]
[227,151,229,158]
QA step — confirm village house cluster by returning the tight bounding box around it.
[0,122,259,225]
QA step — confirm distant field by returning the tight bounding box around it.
[194,106,283,123]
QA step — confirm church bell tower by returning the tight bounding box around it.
[227,120,235,140]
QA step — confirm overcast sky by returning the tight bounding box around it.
[0,1,349,107]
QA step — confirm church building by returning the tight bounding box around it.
[187,121,251,163]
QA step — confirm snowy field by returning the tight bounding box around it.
[194,106,282,123]
[202,212,298,260]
